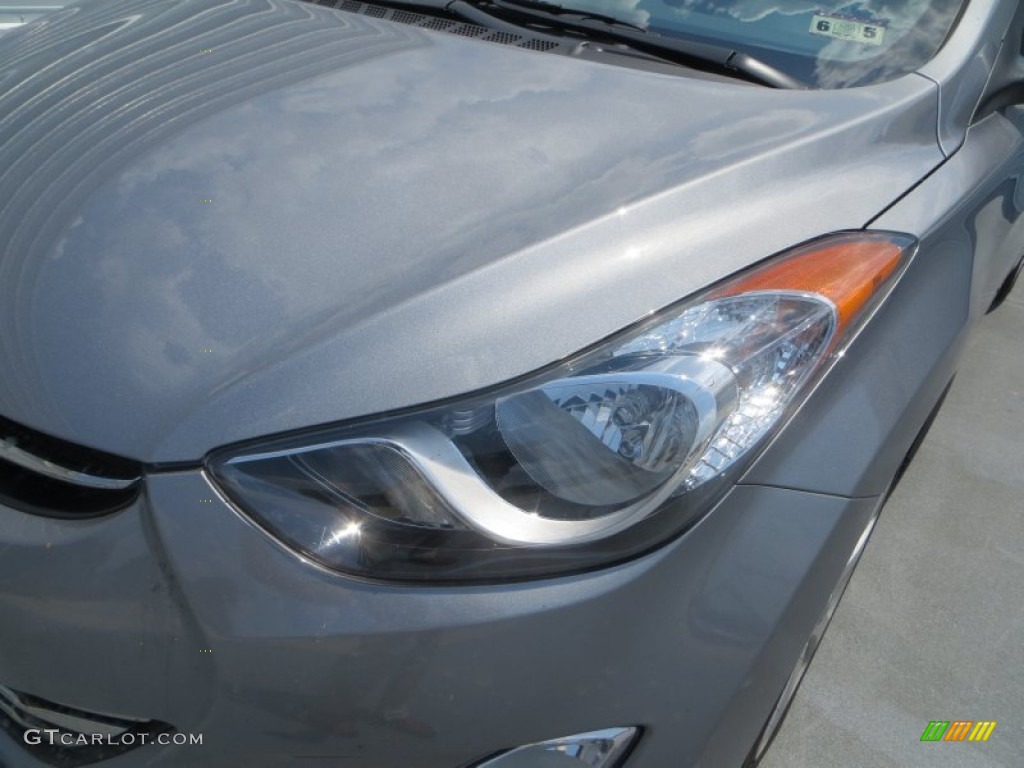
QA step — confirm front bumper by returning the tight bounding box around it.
[0,471,879,768]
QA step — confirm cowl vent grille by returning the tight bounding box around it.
[308,0,562,52]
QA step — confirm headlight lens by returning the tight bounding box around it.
[209,232,914,582]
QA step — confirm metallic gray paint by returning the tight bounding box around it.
[916,0,1016,156]
[0,474,879,767]
[873,107,1024,319]
[742,111,1024,497]
[1,0,1023,766]
[0,3,63,32]
[0,0,945,463]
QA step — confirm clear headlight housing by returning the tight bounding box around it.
[208,232,914,582]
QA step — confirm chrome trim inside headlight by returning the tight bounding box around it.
[208,232,915,582]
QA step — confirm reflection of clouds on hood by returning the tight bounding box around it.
[562,0,650,25]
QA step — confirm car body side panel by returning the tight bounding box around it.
[877,108,1024,319]
[916,0,1016,156]
[979,2,1024,111]
[901,107,1024,319]
[742,106,1024,498]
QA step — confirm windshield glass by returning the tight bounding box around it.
[554,0,967,87]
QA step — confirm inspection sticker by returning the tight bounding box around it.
[810,13,886,46]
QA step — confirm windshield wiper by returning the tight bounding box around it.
[482,0,647,31]
[342,0,808,89]
[478,0,808,89]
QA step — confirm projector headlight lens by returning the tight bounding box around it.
[209,232,913,582]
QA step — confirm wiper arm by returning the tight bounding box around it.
[483,0,646,31]
[465,0,809,89]
[335,0,808,89]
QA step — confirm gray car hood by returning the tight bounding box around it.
[0,0,945,463]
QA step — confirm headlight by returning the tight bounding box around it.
[208,232,914,582]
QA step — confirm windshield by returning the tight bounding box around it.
[553,0,967,88]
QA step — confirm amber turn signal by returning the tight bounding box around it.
[713,233,912,338]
